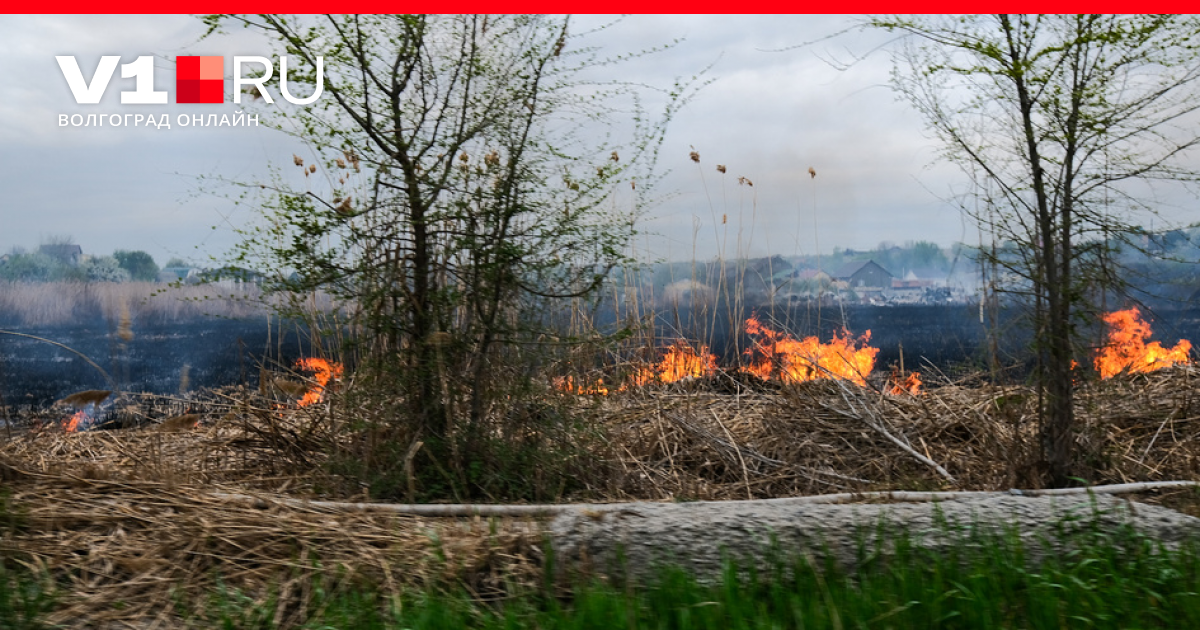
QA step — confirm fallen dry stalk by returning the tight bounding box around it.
[822,377,956,483]
[212,492,567,517]
[211,480,1200,515]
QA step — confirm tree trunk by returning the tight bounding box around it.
[408,196,441,438]
[1002,15,1075,486]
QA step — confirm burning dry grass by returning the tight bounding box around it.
[549,309,1195,504]
[743,316,879,386]
[294,358,343,407]
[556,319,894,396]
[597,366,1200,501]
[2,367,1200,627]
[1096,307,1193,379]
[599,380,1006,501]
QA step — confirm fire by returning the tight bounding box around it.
[1095,308,1191,379]
[888,370,923,395]
[555,321,880,394]
[295,358,343,406]
[556,341,718,395]
[553,375,611,395]
[743,317,878,386]
[628,342,718,387]
[64,409,89,433]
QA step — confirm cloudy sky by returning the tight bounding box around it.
[3,15,978,266]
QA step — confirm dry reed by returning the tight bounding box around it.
[2,366,1200,627]
[0,392,541,628]
[0,281,282,326]
[596,366,1200,501]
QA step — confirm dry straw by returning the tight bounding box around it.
[0,281,273,326]
[2,366,1200,627]
[0,392,541,628]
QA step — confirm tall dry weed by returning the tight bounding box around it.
[0,281,278,327]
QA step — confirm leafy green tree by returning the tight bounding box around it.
[908,240,948,273]
[872,15,1200,485]
[0,252,63,282]
[204,14,697,499]
[113,250,159,281]
[83,256,130,283]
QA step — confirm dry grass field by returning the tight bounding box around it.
[1,363,1199,627]
[0,281,272,326]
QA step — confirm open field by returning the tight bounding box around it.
[0,281,273,328]
[0,282,337,406]
[0,320,315,407]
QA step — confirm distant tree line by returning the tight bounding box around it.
[0,240,174,283]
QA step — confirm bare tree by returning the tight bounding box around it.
[871,15,1200,486]
[204,14,698,498]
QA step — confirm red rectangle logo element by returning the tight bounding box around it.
[176,56,223,104]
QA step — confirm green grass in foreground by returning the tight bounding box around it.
[0,561,56,630]
[13,521,1200,629]
[191,521,1200,630]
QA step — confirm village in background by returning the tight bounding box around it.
[622,227,1200,310]
[6,226,1200,311]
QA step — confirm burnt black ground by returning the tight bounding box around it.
[0,318,313,408]
[4,303,1198,410]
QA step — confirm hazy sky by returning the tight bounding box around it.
[1,15,987,266]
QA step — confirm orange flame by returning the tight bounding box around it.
[1095,308,1191,379]
[553,375,610,396]
[556,341,718,395]
[743,317,878,386]
[628,342,718,387]
[295,358,344,406]
[887,370,922,395]
[64,409,88,433]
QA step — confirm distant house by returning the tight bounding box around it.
[200,266,266,288]
[158,266,200,284]
[771,268,797,284]
[751,255,792,277]
[773,268,830,289]
[39,244,83,266]
[833,260,894,289]
[892,270,941,290]
[771,268,835,303]
[794,269,831,283]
